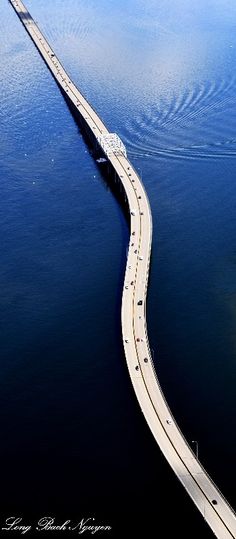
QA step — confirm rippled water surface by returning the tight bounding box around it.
[1,1,236,537]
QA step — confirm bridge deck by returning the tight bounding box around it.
[8,1,236,537]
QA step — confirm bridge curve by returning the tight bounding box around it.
[8,1,236,537]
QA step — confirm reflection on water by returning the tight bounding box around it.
[1,0,236,537]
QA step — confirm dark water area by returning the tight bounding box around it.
[1,0,236,537]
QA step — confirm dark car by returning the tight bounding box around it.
[137,300,143,306]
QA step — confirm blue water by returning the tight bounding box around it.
[1,0,236,537]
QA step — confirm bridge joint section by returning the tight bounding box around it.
[97,133,127,158]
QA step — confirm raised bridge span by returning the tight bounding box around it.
[8,1,236,537]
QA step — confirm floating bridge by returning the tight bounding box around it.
[8,1,236,538]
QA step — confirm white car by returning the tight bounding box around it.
[130,210,136,216]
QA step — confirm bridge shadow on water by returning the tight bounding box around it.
[62,91,137,332]
[64,97,130,220]
[17,10,32,21]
